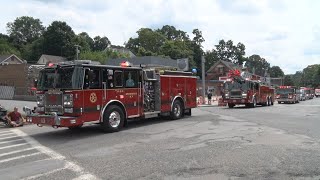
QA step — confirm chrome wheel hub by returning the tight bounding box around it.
[174,104,181,117]
[109,111,121,128]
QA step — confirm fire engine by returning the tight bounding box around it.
[25,60,197,132]
[276,86,300,104]
[222,69,275,108]
[301,87,313,100]
[315,88,320,97]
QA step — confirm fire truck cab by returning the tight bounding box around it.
[223,70,275,108]
[276,86,300,104]
[26,61,197,132]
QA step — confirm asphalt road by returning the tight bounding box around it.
[0,98,320,179]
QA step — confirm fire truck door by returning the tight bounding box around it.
[83,68,103,121]
[124,70,140,117]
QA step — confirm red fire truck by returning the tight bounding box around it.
[315,88,320,97]
[25,60,197,132]
[276,86,300,104]
[222,70,275,108]
[301,87,313,100]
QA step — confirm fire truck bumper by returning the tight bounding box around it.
[224,99,249,104]
[277,98,294,103]
[26,113,81,127]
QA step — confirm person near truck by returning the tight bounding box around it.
[5,107,24,127]
[207,90,213,104]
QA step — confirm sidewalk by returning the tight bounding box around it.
[197,96,221,107]
[197,101,219,107]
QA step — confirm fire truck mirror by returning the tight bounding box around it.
[107,69,113,75]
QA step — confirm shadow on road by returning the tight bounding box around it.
[29,116,192,142]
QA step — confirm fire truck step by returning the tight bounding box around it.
[144,111,160,119]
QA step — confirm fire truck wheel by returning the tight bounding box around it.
[270,98,274,105]
[171,100,183,120]
[267,97,271,106]
[250,98,257,108]
[228,103,235,108]
[102,105,124,132]
[185,109,192,116]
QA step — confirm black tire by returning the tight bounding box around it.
[250,98,257,108]
[185,109,192,116]
[102,105,124,132]
[270,98,274,106]
[267,97,271,106]
[278,101,281,104]
[68,125,83,130]
[171,100,183,120]
[228,103,235,108]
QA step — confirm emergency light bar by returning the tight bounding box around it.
[120,61,132,67]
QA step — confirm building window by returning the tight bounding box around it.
[219,67,224,73]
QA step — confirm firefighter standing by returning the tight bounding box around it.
[207,90,213,105]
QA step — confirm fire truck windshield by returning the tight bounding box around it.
[277,88,294,94]
[37,67,84,90]
[224,81,248,91]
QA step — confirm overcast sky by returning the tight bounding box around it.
[1,0,319,74]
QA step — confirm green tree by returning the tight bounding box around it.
[160,40,193,60]
[42,21,76,59]
[211,39,246,65]
[79,32,94,50]
[0,33,9,41]
[204,50,218,72]
[302,64,320,87]
[6,16,45,48]
[126,28,166,55]
[156,25,189,41]
[269,66,284,78]
[21,37,44,63]
[93,36,111,51]
[283,75,294,86]
[244,54,270,76]
[73,34,91,53]
[0,38,21,56]
[292,71,303,87]
[79,50,129,64]
[190,29,205,76]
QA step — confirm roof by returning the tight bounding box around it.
[38,54,67,64]
[107,56,178,68]
[0,54,24,64]
[207,60,241,73]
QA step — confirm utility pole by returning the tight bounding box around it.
[75,45,81,60]
[201,56,206,100]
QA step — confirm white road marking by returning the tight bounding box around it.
[0,135,19,140]
[21,167,66,180]
[0,147,35,157]
[0,132,15,136]
[0,152,41,163]
[0,138,24,145]
[11,129,100,180]
[0,130,12,134]
[73,174,99,180]
[0,142,28,150]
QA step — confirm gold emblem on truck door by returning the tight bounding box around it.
[90,92,97,103]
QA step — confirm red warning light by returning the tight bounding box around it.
[120,61,131,67]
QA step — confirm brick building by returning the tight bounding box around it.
[197,60,242,96]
